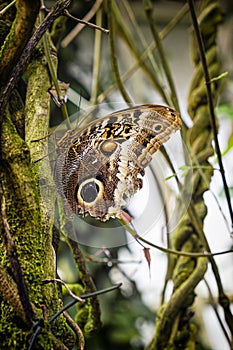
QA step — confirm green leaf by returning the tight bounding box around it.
[216,103,233,120]
[179,165,212,177]
[209,71,228,83]
[219,186,233,198]
[222,134,233,157]
[164,173,177,181]
[164,164,213,181]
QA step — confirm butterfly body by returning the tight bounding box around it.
[54,105,181,221]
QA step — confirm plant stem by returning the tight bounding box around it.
[43,31,71,129]
[188,0,233,232]
[107,0,132,104]
[0,0,16,16]
[61,0,104,47]
[90,7,103,105]
[40,2,71,130]
[119,219,233,258]
[111,0,169,104]
[97,3,188,105]
[143,0,180,112]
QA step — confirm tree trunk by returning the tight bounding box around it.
[0,1,75,348]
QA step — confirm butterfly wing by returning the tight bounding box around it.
[54,104,181,221]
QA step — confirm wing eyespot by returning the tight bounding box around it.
[77,178,104,205]
[99,140,118,156]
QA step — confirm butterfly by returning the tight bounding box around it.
[54,104,181,221]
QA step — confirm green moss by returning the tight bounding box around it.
[0,83,73,350]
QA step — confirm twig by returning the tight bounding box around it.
[66,234,102,332]
[204,278,232,347]
[90,7,103,104]
[0,0,16,16]
[118,0,161,84]
[50,283,122,322]
[86,256,142,265]
[111,0,168,104]
[43,278,85,303]
[63,9,109,36]
[120,219,233,258]
[28,283,122,350]
[97,3,189,104]
[61,0,105,47]
[63,311,85,350]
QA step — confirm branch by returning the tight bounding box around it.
[0,0,16,17]
[120,220,233,258]
[28,283,122,350]
[97,2,189,106]
[0,0,40,87]
[63,311,85,350]
[0,0,72,118]
[63,9,109,35]
[61,0,105,47]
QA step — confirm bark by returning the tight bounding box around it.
[0,1,74,349]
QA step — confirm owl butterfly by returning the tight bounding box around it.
[54,105,181,221]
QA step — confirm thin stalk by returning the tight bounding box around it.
[162,145,233,335]
[28,283,122,350]
[204,278,232,347]
[188,0,233,232]
[40,5,71,130]
[97,3,189,104]
[150,164,178,305]
[168,314,180,346]
[143,0,180,112]
[107,0,132,104]
[149,141,233,335]
[0,0,16,16]
[119,0,161,81]
[111,0,168,104]
[187,203,233,335]
[63,9,109,35]
[119,219,232,258]
[90,8,103,104]
[61,0,104,47]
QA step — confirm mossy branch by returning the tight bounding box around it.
[148,255,208,350]
[0,2,75,347]
[68,236,102,334]
[0,0,40,88]
[0,0,72,117]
